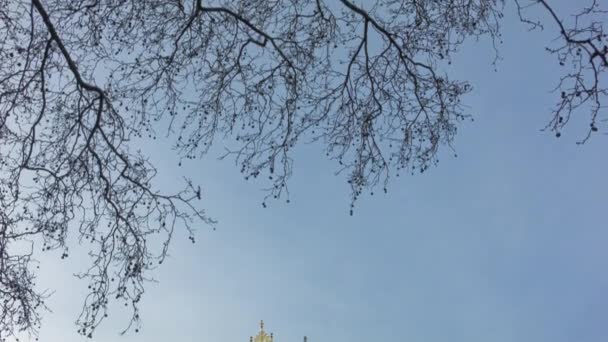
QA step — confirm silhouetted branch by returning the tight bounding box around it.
[516,0,607,141]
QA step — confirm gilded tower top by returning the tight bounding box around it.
[251,320,273,342]
[250,320,307,342]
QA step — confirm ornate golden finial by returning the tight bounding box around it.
[253,320,272,342]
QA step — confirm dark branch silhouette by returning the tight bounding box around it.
[0,0,605,339]
[516,0,607,141]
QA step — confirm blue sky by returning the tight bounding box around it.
[32,1,608,341]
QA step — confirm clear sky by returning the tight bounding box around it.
[31,1,608,341]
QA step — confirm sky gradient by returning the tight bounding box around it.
[30,1,608,341]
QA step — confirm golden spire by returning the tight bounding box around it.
[249,321,306,342]
[252,320,273,342]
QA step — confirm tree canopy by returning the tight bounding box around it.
[0,0,606,339]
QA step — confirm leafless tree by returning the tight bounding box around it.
[516,0,607,141]
[0,0,605,339]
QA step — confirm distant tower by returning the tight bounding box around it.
[251,320,273,342]
[250,320,307,342]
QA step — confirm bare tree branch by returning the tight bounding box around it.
[516,0,607,141]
